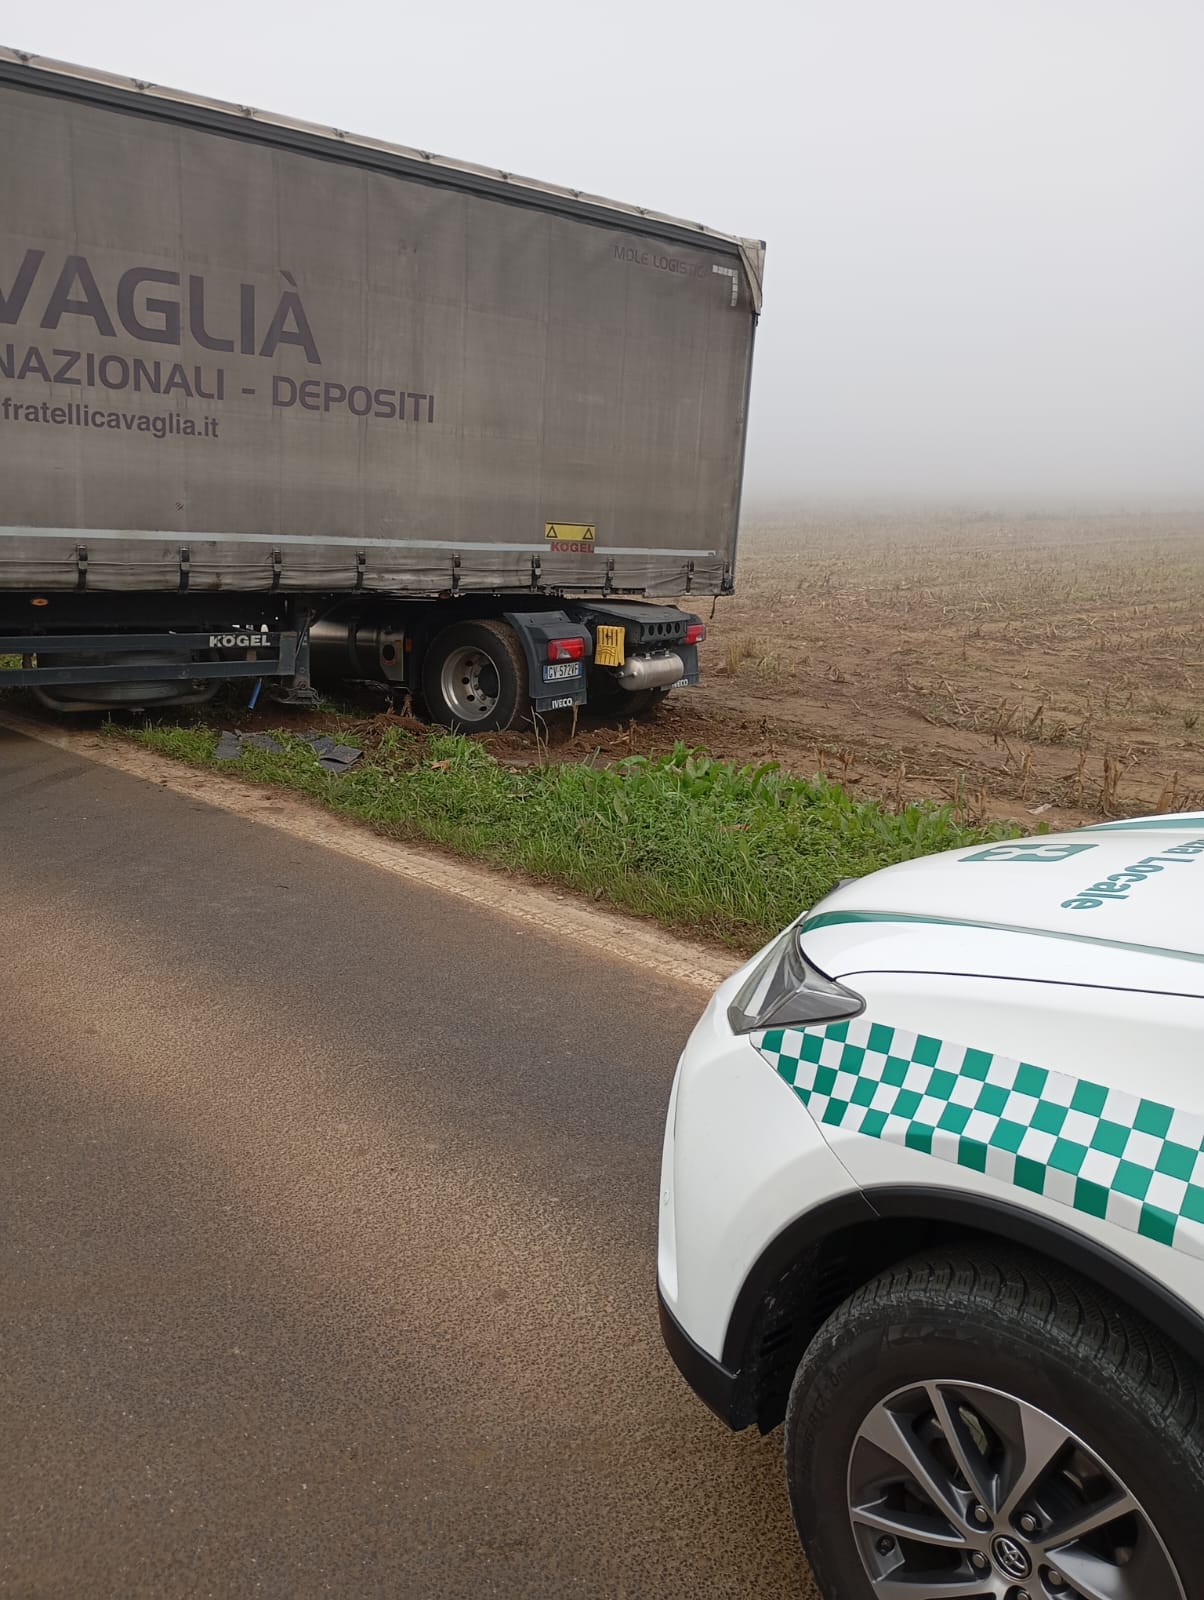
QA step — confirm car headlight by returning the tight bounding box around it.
[727,923,865,1034]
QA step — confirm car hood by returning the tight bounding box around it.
[799,814,1204,996]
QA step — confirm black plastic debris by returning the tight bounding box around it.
[303,732,363,773]
[211,728,361,773]
[214,730,287,760]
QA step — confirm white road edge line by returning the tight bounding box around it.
[0,711,742,994]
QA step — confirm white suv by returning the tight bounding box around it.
[659,815,1204,1599]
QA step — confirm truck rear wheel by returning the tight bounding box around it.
[621,687,670,717]
[586,669,669,720]
[422,619,528,733]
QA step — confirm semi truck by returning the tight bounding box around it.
[0,49,762,728]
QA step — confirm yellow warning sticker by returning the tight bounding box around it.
[595,624,626,667]
[545,523,596,543]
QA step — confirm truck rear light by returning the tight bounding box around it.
[547,637,586,662]
[685,623,706,645]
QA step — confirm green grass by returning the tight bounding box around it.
[121,723,1025,949]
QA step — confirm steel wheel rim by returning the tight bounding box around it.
[846,1378,1185,1599]
[439,644,500,723]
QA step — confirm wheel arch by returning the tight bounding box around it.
[726,1186,1204,1433]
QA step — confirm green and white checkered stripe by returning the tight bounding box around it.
[753,1019,1204,1260]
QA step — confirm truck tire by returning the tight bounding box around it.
[421,619,529,733]
[586,670,669,720]
[631,686,671,717]
[784,1247,1202,1599]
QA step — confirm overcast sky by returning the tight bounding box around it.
[11,0,1203,503]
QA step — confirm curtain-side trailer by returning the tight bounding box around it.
[0,49,762,724]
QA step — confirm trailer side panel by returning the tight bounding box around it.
[0,69,757,596]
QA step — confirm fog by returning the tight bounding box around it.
[11,0,1204,503]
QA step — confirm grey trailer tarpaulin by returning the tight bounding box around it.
[0,50,762,599]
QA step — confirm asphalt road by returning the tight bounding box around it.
[0,724,815,1599]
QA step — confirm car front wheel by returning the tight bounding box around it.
[784,1248,1203,1599]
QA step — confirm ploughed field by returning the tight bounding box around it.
[529,508,1204,830]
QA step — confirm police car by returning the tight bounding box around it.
[659,815,1204,1599]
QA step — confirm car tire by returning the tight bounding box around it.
[421,619,528,733]
[784,1247,1204,1599]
